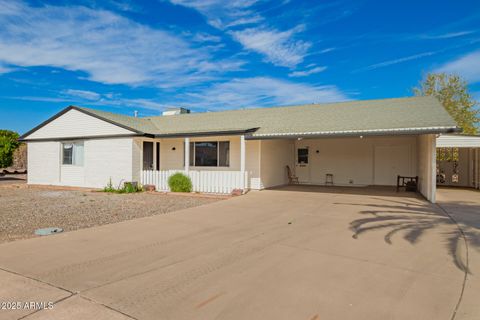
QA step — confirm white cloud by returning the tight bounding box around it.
[435,50,480,83]
[230,26,311,67]
[170,0,310,67]
[0,0,242,88]
[354,51,437,72]
[63,89,101,101]
[171,77,348,110]
[289,66,327,77]
[170,0,262,29]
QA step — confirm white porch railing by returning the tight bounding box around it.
[141,170,248,194]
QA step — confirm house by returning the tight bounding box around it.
[19,96,459,202]
[436,134,480,189]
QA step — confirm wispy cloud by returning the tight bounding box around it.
[63,89,102,101]
[169,0,263,29]
[420,30,475,40]
[0,0,243,88]
[170,0,310,67]
[354,51,438,72]
[289,66,327,77]
[435,50,480,83]
[168,77,348,111]
[230,25,310,67]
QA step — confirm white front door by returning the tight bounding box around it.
[296,147,310,183]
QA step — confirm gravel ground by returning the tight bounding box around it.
[0,185,222,243]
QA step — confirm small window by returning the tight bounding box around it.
[189,141,230,167]
[62,142,84,166]
[297,148,308,164]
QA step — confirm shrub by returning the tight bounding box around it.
[168,173,192,192]
[0,130,20,168]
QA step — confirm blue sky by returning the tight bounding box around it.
[1,0,479,134]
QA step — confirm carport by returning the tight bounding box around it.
[436,134,480,190]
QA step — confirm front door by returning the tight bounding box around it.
[296,147,310,183]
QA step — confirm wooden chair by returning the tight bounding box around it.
[286,165,299,184]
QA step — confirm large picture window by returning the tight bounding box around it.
[62,142,84,166]
[189,141,230,167]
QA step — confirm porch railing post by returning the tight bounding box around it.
[185,137,190,174]
[240,135,246,189]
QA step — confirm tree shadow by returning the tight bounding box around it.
[342,197,480,273]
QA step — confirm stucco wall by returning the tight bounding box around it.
[293,136,418,186]
[259,139,295,188]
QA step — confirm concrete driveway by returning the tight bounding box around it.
[1,186,479,320]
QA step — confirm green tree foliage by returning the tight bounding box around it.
[414,73,479,134]
[0,130,20,168]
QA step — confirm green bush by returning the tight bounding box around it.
[0,130,20,168]
[168,173,192,192]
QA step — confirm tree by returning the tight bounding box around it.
[0,130,20,168]
[414,73,479,134]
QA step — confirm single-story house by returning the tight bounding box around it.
[19,96,459,202]
[436,134,480,189]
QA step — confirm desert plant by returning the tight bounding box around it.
[168,173,192,192]
[103,179,142,193]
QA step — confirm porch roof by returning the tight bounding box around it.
[38,96,461,139]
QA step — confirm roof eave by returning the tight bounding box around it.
[248,126,460,140]
[153,128,259,138]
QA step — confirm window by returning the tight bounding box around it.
[297,148,308,164]
[189,141,230,167]
[62,142,84,166]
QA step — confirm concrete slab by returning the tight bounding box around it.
[0,186,478,320]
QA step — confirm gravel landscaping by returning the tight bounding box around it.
[0,185,222,243]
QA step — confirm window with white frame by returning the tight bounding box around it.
[189,141,230,167]
[62,142,84,166]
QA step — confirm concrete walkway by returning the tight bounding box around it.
[0,186,479,320]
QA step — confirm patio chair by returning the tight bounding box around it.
[286,165,299,184]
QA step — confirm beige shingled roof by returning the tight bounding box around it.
[77,96,458,138]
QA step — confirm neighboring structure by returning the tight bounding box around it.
[436,134,480,189]
[20,96,458,202]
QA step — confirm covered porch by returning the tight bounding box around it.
[138,134,250,194]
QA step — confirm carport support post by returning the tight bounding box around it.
[240,135,246,189]
[184,137,190,173]
[476,148,479,189]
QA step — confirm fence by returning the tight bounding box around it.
[141,170,247,194]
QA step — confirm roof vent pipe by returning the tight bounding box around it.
[134,110,138,118]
